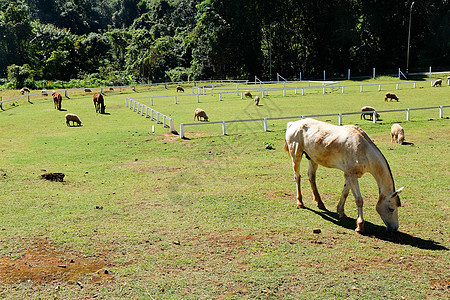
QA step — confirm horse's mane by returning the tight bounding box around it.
[355,126,396,190]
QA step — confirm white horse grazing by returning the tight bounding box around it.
[284,118,403,233]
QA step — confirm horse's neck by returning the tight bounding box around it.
[369,154,395,197]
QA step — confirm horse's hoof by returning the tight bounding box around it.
[317,204,327,211]
[339,214,348,220]
[296,203,305,209]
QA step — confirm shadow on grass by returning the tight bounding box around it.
[304,207,448,251]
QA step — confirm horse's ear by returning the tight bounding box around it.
[387,187,403,206]
[392,187,403,206]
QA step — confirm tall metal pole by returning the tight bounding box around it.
[406,1,415,74]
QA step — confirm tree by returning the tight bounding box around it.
[0,2,33,77]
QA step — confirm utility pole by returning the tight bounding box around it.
[406,1,415,74]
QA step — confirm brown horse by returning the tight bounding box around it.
[93,93,105,114]
[52,92,62,110]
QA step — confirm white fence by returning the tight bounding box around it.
[125,98,175,133]
[179,105,449,139]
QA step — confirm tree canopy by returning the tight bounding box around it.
[0,0,449,87]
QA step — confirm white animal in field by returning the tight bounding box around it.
[254,96,260,105]
[284,118,403,233]
[391,124,405,144]
[65,113,82,126]
[194,108,208,121]
[360,106,380,121]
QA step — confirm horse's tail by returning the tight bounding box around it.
[283,139,289,152]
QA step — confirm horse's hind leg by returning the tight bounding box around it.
[308,160,326,210]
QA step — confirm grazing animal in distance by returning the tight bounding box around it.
[284,118,403,233]
[433,79,442,87]
[176,85,184,92]
[360,106,380,121]
[385,92,399,102]
[391,124,405,144]
[52,92,62,110]
[244,91,252,98]
[20,87,30,95]
[65,113,82,126]
[84,88,92,92]
[254,96,260,106]
[93,93,105,114]
[41,90,48,96]
[194,108,208,121]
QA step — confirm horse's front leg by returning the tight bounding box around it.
[308,160,326,210]
[293,159,304,209]
[337,183,350,219]
[347,175,365,233]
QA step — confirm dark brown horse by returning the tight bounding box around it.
[52,92,62,110]
[93,93,105,114]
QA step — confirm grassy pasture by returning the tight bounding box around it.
[0,78,449,299]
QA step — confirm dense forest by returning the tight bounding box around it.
[0,0,449,88]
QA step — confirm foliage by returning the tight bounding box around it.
[1,0,450,83]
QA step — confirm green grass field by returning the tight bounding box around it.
[0,78,449,299]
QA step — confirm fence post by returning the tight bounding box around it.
[396,84,399,90]
[338,113,343,126]
[196,95,199,103]
[151,98,154,106]
[157,113,160,124]
[348,69,350,80]
[372,111,377,123]
[150,109,154,120]
[125,98,128,108]
[145,107,149,118]
[133,101,136,111]
[360,85,363,92]
[141,105,145,116]
[169,119,175,132]
[302,88,305,96]
[378,84,381,91]
[341,86,344,93]
[163,116,167,128]
[175,96,177,104]
[323,87,326,95]
[264,118,268,131]
[373,68,375,79]
[222,121,226,135]
[439,106,443,118]
[413,82,416,88]
[283,89,286,96]
[406,108,410,121]
[180,124,185,138]
[295,88,297,95]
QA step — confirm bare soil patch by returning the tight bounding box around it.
[0,239,112,285]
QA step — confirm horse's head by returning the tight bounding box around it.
[376,187,403,232]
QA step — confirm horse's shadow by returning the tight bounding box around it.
[304,207,448,251]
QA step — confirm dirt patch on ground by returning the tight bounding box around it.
[0,239,112,285]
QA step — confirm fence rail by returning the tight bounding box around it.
[125,98,175,133]
[179,105,449,138]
